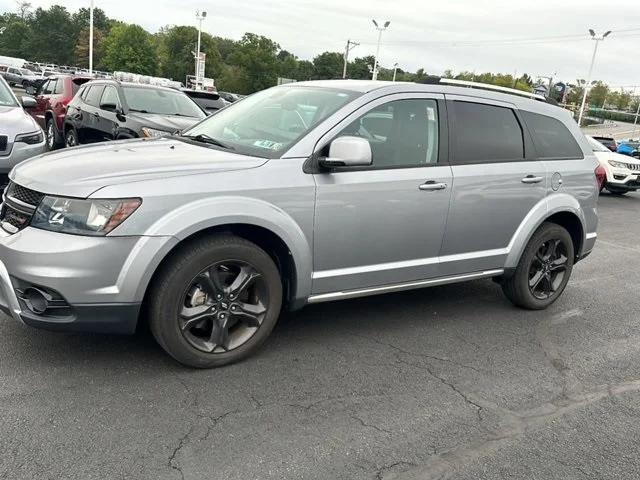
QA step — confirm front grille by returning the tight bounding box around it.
[6,183,45,207]
[0,182,43,234]
[628,163,640,172]
[0,136,7,153]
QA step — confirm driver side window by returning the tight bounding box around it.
[336,99,439,169]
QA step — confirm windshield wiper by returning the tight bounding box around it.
[180,133,234,150]
[129,108,149,113]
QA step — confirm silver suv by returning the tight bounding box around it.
[0,80,598,368]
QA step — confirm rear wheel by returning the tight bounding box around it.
[502,223,574,310]
[148,235,283,368]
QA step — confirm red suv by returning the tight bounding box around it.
[27,75,92,150]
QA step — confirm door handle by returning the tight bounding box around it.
[521,175,544,184]
[419,181,448,191]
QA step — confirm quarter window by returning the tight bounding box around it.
[42,80,55,95]
[452,101,524,164]
[522,111,583,159]
[53,79,65,94]
[335,99,440,168]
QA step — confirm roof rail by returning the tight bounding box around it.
[438,78,547,101]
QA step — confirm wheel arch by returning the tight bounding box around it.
[505,194,586,269]
[141,223,300,314]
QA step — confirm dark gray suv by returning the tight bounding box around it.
[0,80,598,368]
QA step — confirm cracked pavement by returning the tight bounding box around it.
[1,193,640,479]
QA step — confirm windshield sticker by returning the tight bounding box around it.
[253,140,284,150]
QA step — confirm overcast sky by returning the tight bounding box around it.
[3,0,640,87]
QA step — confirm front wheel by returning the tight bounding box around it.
[502,223,574,310]
[65,128,79,148]
[148,235,283,368]
[45,118,61,151]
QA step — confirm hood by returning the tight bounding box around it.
[129,112,204,133]
[594,149,640,165]
[0,105,40,140]
[11,137,268,198]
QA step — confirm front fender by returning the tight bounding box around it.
[504,193,586,269]
[139,195,313,302]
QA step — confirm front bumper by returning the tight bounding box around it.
[0,226,174,333]
[606,169,640,190]
[0,140,46,174]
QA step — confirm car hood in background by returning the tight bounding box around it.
[129,111,204,133]
[10,137,268,198]
[0,105,41,140]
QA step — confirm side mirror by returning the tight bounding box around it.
[100,102,119,112]
[21,96,37,109]
[319,136,372,168]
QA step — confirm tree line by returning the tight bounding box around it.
[1,2,637,110]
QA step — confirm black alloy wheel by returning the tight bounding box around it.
[179,260,268,353]
[527,238,569,300]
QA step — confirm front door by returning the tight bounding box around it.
[312,95,452,295]
[439,96,547,276]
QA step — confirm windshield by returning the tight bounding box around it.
[0,80,18,107]
[183,86,361,158]
[122,86,206,119]
[587,136,610,152]
[19,68,32,75]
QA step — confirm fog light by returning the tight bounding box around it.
[24,287,51,315]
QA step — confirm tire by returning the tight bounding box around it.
[502,222,574,310]
[21,80,28,89]
[65,127,79,148]
[148,235,283,368]
[45,118,61,151]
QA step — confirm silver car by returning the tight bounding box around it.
[0,80,598,368]
[2,66,40,89]
[0,76,45,177]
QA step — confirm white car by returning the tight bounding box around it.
[587,135,640,195]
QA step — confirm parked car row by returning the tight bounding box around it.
[589,135,640,158]
[17,75,237,151]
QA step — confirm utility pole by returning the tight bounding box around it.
[88,0,94,75]
[392,63,398,81]
[371,19,390,81]
[342,39,359,79]
[578,29,611,126]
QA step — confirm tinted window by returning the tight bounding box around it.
[100,86,120,109]
[522,111,583,159]
[335,99,439,168]
[452,101,524,164]
[122,87,205,118]
[84,85,105,107]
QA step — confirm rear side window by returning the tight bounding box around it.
[42,79,55,95]
[54,79,65,94]
[522,111,583,159]
[84,85,105,107]
[72,78,90,95]
[451,101,524,164]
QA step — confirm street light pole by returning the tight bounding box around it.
[577,29,611,127]
[195,10,207,90]
[392,63,398,82]
[371,19,390,81]
[88,0,94,75]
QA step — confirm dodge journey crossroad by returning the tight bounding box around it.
[0,80,598,368]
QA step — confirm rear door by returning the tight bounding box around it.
[439,96,547,276]
[32,79,53,129]
[312,94,452,294]
[77,84,105,143]
[95,85,122,141]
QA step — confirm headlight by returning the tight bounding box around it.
[141,127,170,138]
[15,131,44,145]
[608,160,629,169]
[31,196,142,236]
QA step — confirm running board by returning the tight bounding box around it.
[307,269,504,304]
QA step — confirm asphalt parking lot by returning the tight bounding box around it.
[0,192,638,480]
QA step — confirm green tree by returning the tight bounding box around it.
[102,23,158,75]
[348,56,375,79]
[22,6,76,64]
[295,60,314,81]
[0,16,30,57]
[589,81,609,108]
[227,33,280,93]
[312,51,343,79]
[74,27,105,69]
